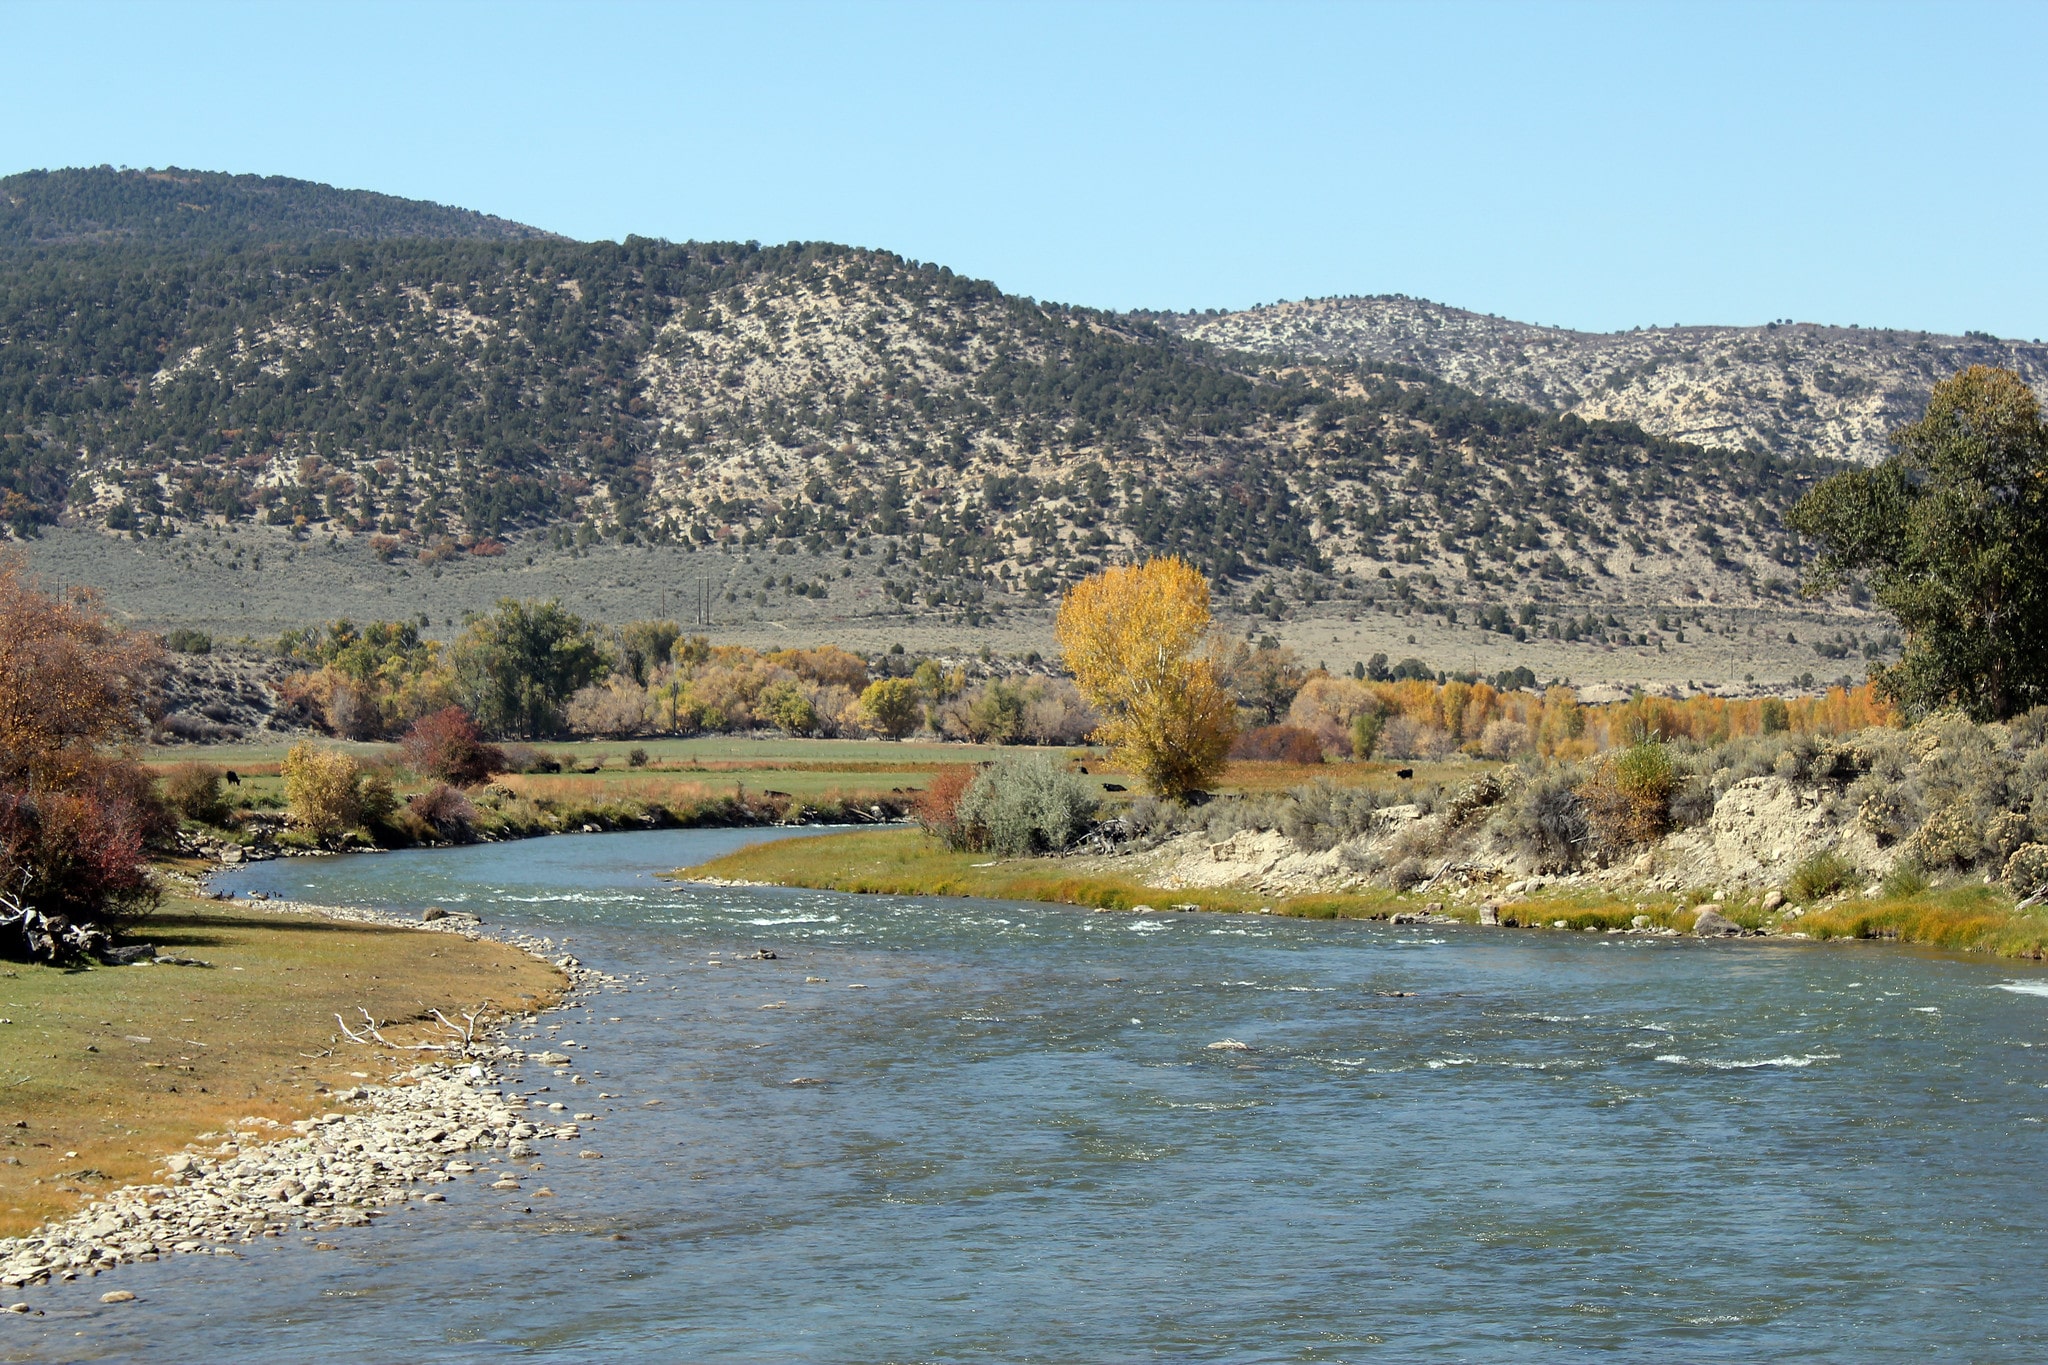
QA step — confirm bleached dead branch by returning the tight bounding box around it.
[333,1004,489,1053]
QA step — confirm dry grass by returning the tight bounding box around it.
[497,769,939,806]
[1214,757,1492,795]
[145,738,1024,813]
[649,759,976,775]
[686,831,2048,961]
[0,892,562,1238]
[496,773,726,806]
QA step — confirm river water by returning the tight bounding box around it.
[18,826,2048,1362]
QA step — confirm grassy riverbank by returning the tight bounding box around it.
[0,888,562,1239]
[684,829,2048,957]
[681,828,1380,914]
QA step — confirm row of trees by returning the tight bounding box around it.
[278,603,611,740]
[1045,555,1902,800]
[277,607,1103,746]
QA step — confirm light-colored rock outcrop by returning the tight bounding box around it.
[1650,776,1894,891]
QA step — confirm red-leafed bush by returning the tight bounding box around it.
[401,707,506,787]
[911,766,978,848]
[0,761,168,923]
[0,555,168,959]
[1230,724,1327,764]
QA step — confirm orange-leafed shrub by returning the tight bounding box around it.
[911,766,979,847]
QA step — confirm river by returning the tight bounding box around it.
[21,826,2048,1362]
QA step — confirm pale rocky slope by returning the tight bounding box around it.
[1074,772,1889,906]
[21,233,1836,623]
[1150,297,2048,466]
[1064,713,2045,913]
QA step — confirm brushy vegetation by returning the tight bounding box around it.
[400,706,507,786]
[160,762,233,826]
[1789,850,1855,902]
[1002,702,2048,945]
[949,753,1099,856]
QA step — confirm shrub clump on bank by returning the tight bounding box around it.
[917,753,1099,856]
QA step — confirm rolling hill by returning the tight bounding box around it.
[0,167,1850,640]
[0,167,556,247]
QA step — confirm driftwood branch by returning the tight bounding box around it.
[334,1004,489,1053]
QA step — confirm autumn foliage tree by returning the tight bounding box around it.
[1056,556,1237,800]
[859,677,924,739]
[0,556,167,958]
[281,742,395,843]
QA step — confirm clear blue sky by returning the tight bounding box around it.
[6,0,2045,338]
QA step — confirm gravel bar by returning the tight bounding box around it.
[0,898,618,1309]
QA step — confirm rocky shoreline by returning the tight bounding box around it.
[0,899,620,1315]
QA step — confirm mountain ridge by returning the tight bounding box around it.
[1144,295,2048,466]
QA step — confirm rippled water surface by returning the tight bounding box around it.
[20,827,2048,1362]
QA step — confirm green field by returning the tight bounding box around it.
[141,736,1479,808]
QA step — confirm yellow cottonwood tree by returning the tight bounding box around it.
[1056,557,1236,799]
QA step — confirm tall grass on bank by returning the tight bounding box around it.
[684,829,2048,961]
[1796,887,2048,957]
